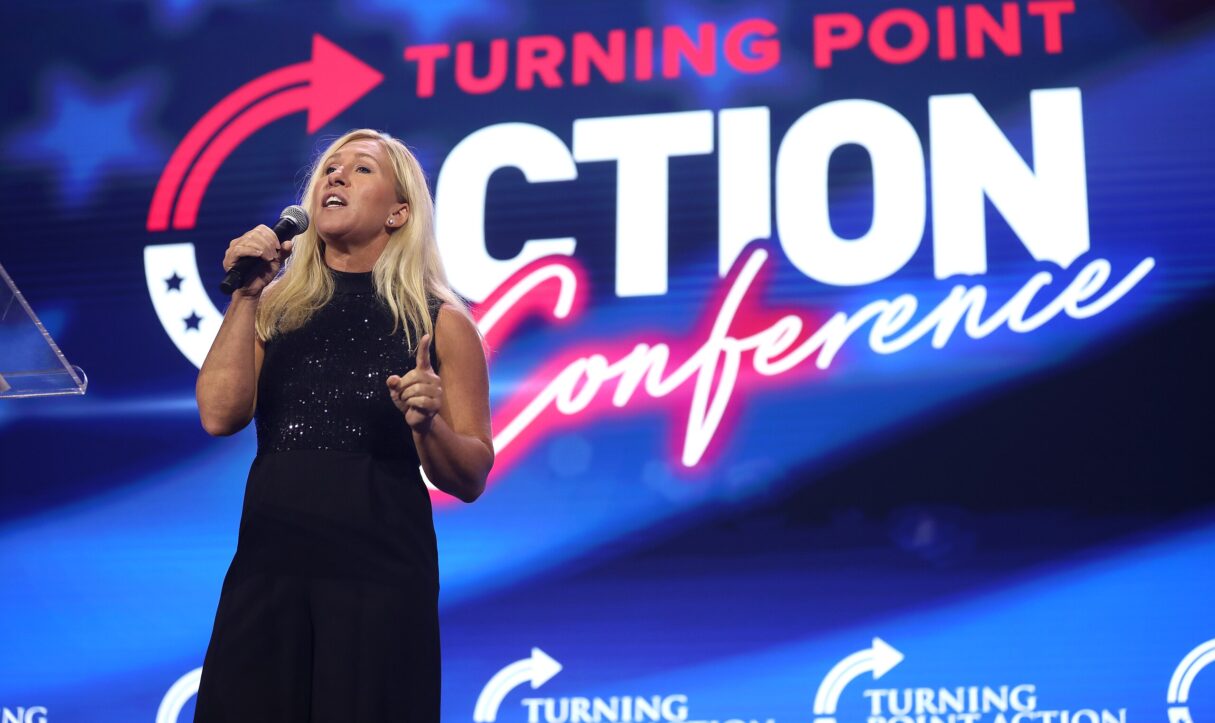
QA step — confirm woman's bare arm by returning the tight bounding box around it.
[389,305,494,502]
[196,292,265,436]
[196,226,287,436]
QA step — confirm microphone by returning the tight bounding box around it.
[219,205,310,295]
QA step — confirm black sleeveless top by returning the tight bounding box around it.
[230,269,443,586]
[256,269,442,459]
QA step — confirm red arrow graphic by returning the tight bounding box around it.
[147,34,383,231]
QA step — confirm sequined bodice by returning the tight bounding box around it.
[255,270,440,460]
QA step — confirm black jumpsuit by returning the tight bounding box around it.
[195,269,442,722]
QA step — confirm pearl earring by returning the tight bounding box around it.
[387,218,394,225]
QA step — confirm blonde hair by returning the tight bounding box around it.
[256,129,469,350]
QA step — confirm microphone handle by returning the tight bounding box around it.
[219,217,300,296]
[219,257,264,296]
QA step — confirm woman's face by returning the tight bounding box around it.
[313,138,405,246]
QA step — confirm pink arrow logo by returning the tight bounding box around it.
[147,34,383,231]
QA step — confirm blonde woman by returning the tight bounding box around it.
[193,129,492,721]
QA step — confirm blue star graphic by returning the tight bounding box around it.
[184,311,202,331]
[147,0,255,33]
[4,68,165,209]
[350,0,511,42]
[165,272,184,292]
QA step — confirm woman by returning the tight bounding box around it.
[193,129,493,721]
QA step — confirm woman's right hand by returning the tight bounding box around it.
[223,225,294,297]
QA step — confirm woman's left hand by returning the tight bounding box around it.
[387,334,442,432]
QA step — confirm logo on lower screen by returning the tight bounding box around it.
[1169,639,1215,723]
[817,638,1129,723]
[473,647,768,723]
[156,667,201,723]
[0,708,48,723]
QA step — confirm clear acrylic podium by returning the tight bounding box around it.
[0,262,87,398]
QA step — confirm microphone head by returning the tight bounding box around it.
[279,204,310,234]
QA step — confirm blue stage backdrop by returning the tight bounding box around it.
[2,1,1214,721]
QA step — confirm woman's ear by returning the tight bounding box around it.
[389,202,409,227]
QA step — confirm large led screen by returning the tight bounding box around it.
[2,1,1213,722]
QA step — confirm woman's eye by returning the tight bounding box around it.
[356,166,371,173]
[324,165,336,174]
